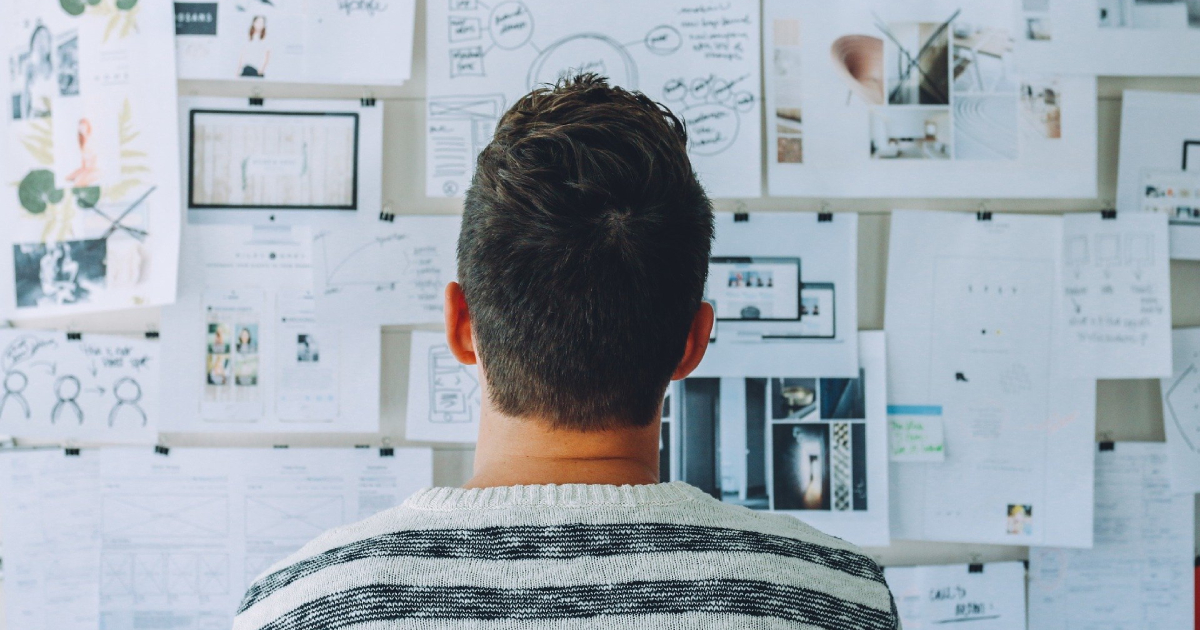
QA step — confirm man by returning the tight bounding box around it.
[234,74,899,630]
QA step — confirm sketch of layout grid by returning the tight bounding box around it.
[101,552,229,596]
[244,495,345,540]
[102,494,229,539]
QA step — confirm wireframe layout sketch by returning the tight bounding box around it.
[188,110,359,210]
[406,331,481,443]
[244,495,345,541]
[426,0,763,198]
[102,494,230,539]
[0,329,158,442]
[1162,328,1200,493]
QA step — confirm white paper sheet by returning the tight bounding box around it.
[1117,91,1200,260]
[0,330,158,443]
[405,330,480,443]
[1059,212,1173,379]
[179,97,383,226]
[425,0,762,198]
[673,332,890,547]
[0,449,102,630]
[313,215,460,326]
[1162,328,1200,494]
[160,224,381,432]
[1017,0,1200,76]
[174,0,416,86]
[886,210,1096,548]
[1029,442,1195,630]
[0,0,182,318]
[693,212,859,378]
[762,0,1097,198]
[885,562,1027,629]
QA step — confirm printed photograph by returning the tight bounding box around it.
[238,14,271,78]
[771,378,817,420]
[1021,80,1062,139]
[9,23,54,120]
[773,17,804,164]
[235,354,259,387]
[207,321,232,354]
[1024,16,1052,41]
[56,30,79,96]
[206,353,230,386]
[13,239,106,308]
[954,96,1018,160]
[297,333,320,362]
[820,371,866,420]
[235,324,258,354]
[951,23,1015,94]
[869,108,951,159]
[1098,0,1200,29]
[1006,503,1033,535]
[772,423,831,511]
[882,21,950,105]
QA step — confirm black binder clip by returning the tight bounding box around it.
[355,444,370,450]
[66,331,82,341]
[64,447,81,456]
[818,212,833,223]
[248,96,264,106]
[154,444,170,456]
[1101,209,1117,220]
[380,447,395,457]
[145,331,160,339]
[976,211,992,222]
[361,97,377,107]
[968,564,984,574]
[273,444,289,449]
[733,212,749,223]
[379,210,396,222]
[1099,441,1115,451]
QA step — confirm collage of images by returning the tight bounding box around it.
[204,308,260,401]
[661,372,869,513]
[772,9,1064,165]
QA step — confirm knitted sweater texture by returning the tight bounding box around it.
[233,481,900,629]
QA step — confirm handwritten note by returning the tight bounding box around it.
[1059,212,1172,378]
[886,562,1027,630]
[888,405,945,462]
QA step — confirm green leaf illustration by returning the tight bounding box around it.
[18,170,62,214]
[116,0,137,9]
[59,0,86,15]
[73,186,101,208]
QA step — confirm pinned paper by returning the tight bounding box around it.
[888,405,945,462]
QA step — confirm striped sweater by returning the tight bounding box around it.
[234,482,900,629]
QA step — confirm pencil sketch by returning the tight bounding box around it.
[428,343,480,424]
[109,376,147,426]
[52,374,84,424]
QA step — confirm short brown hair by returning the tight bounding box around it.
[458,73,713,431]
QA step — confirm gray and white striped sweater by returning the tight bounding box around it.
[234,482,900,629]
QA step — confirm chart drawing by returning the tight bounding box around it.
[102,494,229,539]
[244,495,345,540]
[429,344,481,424]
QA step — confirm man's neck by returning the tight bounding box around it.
[464,409,661,489]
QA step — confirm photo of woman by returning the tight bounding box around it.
[237,15,270,78]
[236,325,257,353]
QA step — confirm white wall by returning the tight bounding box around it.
[8,1,1200,571]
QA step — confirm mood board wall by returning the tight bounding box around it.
[8,1,1200,576]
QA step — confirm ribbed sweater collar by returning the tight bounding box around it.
[403,481,706,511]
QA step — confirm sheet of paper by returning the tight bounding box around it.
[0,449,102,630]
[160,224,380,432]
[1059,212,1173,379]
[175,0,416,86]
[1118,91,1200,260]
[693,212,859,378]
[94,447,432,630]
[673,331,890,547]
[1163,328,1200,494]
[0,0,182,318]
[0,330,158,443]
[886,209,1096,548]
[179,97,383,226]
[405,330,480,443]
[425,0,762,198]
[762,0,1097,199]
[1029,442,1195,630]
[1017,0,1200,76]
[887,405,945,462]
[313,215,460,326]
[885,562,1026,630]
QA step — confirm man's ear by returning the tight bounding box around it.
[444,282,477,365]
[671,301,714,380]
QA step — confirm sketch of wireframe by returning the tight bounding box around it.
[109,377,147,426]
[102,494,230,539]
[244,495,344,540]
[1165,364,1199,452]
[427,94,506,196]
[52,374,84,424]
[428,344,480,424]
[1125,233,1154,268]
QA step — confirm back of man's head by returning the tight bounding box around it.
[459,73,714,432]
